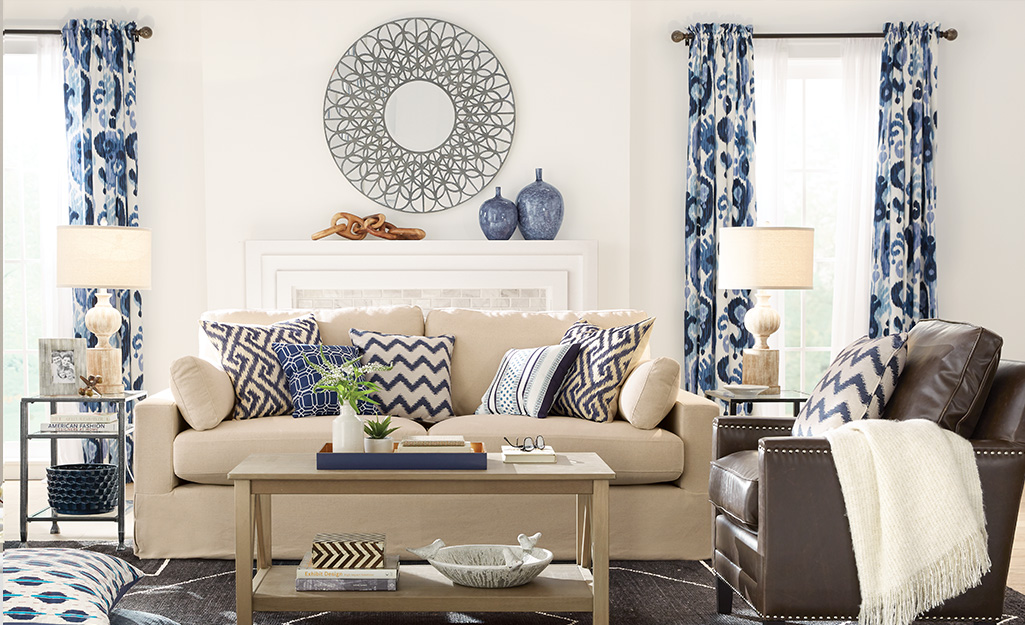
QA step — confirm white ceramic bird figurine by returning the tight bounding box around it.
[407,538,446,560]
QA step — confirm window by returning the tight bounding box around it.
[3,35,68,463]
[755,43,843,392]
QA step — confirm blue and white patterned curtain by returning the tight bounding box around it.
[62,19,142,474]
[869,22,939,338]
[683,23,757,393]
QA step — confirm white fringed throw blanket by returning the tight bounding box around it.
[823,419,990,625]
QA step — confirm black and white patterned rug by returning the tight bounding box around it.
[6,541,1025,624]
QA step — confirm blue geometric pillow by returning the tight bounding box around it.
[271,343,380,418]
[3,548,143,625]
[201,314,321,420]
[350,329,455,424]
[476,344,581,418]
[792,333,909,436]
[551,318,655,423]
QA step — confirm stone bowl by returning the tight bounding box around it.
[409,536,553,588]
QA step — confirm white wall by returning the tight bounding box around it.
[4,0,1022,393]
[631,0,1025,362]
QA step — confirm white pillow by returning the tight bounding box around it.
[169,356,235,431]
[618,358,681,429]
[792,333,909,437]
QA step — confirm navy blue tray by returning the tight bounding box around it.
[317,443,488,470]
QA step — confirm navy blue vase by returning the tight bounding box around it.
[516,168,563,240]
[478,187,518,240]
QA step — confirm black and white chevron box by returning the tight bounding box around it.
[311,532,386,569]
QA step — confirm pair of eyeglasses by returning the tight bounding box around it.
[504,435,545,452]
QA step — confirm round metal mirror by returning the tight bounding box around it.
[324,18,516,213]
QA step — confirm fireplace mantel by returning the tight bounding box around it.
[245,240,598,311]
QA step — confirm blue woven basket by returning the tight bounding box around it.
[46,463,118,515]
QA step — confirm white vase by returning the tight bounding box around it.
[332,404,364,453]
[364,438,394,453]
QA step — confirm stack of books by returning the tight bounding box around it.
[296,532,398,591]
[396,435,472,454]
[39,413,118,434]
[502,445,557,464]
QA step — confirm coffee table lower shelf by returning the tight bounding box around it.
[253,563,595,613]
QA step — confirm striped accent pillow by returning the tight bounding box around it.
[551,318,655,423]
[271,343,380,418]
[476,344,581,418]
[201,314,320,420]
[350,329,456,423]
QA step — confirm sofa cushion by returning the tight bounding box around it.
[350,329,456,423]
[709,450,759,529]
[199,306,425,362]
[271,343,380,418]
[475,344,581,419]
[169,356,235,431]
[173,414,428,485]
[884,319,1003,437]
[201,314,321,420]
[425,308,651,416]
[552,318,655,423]
[427,413,683,485]
[618,357,682,430]
[792,333,908,436]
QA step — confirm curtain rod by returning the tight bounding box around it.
[671,28,957,44]
[3,26,153,42]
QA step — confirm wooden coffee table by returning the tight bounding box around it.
[228,452,616,625]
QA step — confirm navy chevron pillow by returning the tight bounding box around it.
[201,314,321,420]
[792,333,909,436]
[350,329,456,423]
[551,317,655,423]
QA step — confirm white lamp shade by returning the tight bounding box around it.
[717,227,814,290]
[56,226,152,290]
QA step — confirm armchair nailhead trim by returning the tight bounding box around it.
[759,447,831,454]
[717,424,792,431]
[975,450,1025,456]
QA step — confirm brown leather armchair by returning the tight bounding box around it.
[710,345,1025,623]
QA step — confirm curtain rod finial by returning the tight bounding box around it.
[134,26,152,40]
[671,30,691,44]
[940,28,958,41]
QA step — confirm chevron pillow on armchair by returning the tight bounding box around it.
[551,317,654,423]
[350,329,456,424]
[792,333,909,436]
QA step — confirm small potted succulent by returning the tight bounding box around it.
[363,415,400,453]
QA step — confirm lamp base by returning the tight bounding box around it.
[87,348,125,396]
[742,349,780,395]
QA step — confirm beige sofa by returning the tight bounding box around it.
[134,306,720,560]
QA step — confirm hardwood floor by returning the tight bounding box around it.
[3,479,1025,594]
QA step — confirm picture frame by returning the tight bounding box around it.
[38,338,87,396]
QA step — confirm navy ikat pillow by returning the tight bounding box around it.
[271,343,381,418]
[2,548,143,625]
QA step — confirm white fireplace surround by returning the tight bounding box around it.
[245,240,598,312]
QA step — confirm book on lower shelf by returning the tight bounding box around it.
[296,553,399,591]
[502,445,557,463]
[48,412,117,424]
[39,422,118,434]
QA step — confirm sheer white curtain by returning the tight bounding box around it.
[753,39,790,227]
[830,38,883,358]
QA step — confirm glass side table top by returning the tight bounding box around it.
[704,389,810,402]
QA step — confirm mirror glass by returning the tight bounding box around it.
[384,81,455,152]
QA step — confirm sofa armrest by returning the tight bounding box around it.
[754,436,1025,618]
[135,389,188,495]
[713,416,796,460]
[658,389,720,493]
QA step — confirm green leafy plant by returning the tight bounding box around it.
[304,347,393,411]
[363,415,401,440]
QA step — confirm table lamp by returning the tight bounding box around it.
[717,226,814,394]
[56,225,152,396]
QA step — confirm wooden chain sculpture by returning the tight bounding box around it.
[79,375,103,397]
[312,212,426,241]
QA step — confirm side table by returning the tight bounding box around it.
[705,389,809,416]
[19,391,147,547]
